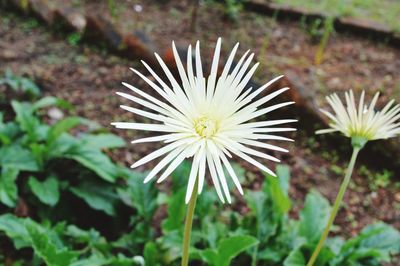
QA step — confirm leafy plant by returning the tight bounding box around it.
[0,69,40,97]
[359,165,392,191]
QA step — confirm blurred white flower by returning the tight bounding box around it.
[316,90,400,141]
[112,38,296,203]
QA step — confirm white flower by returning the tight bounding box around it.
[112,38,296,203]
[316,90,400,141]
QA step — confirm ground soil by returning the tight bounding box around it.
[1,0,399,255]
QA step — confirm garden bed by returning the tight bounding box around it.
[0,0,399,265]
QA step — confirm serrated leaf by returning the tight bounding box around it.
[25,222,77,266]
[70,181,117,216]
[28,176,60,206]
[299,190,331,243]
[0,167,19,207]
[80,134,126,150]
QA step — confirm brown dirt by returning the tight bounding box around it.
[1,0,399,245]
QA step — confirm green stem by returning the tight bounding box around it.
[251,245,258,266]
[181,181,198,266]
[307,147,361,266]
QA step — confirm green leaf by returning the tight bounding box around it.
[19,76,41,96]
[299,190,331,243]
[0,145,39,171]
[11,101,40,140]
[0,70,40,96]
[216,235,259,266]
[32,96,72,111]
[70,181,117,216]
[28,176,60,206]
[80,134,126,150]
[63,146,118,183]
[25,221,77,266]
[0,214,30,249]
[162,189,186,232]
[359,223,400,254]
[245,190,277,241]
[197,249,219,265]
[284,248,306,266]
[0,114,19,145]
[276,164,290,196]
[117,169,157,221]
[265,173,291,214]
[47,117,82,144]
[144,242,160,266]
[0,167,19,207]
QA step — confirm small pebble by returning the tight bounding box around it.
[134,4,143,12]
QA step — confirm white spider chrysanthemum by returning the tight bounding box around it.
[316,90,400,141]
[112,38,296,203]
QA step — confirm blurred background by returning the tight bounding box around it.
[0,1,399,265]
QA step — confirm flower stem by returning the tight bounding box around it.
[307,147,360,266]
[181,180,198,266]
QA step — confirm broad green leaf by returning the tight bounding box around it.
[28,176,60,206]
[197,249,219,265]
[0,167,18,207]
[276,164,290,195]
[299,190,331,243]
[284,248,306,266]
[80,134,126,150]
[0,214,30,249]
[265,174,291,214]
[70,181,117,216]
[47,117,82,144]
[144,242,160,266]
[63,146,118,182]
[25,222,77,266]
[359,223,400,253]
[0,145,39,171]
[32,96,72,111]
[216,235,259,266]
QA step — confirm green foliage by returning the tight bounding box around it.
[28,176,60,206]
[0,77,398,265]
[0,167,19,207]
[299,190,331,243]
[359,165,393,191]
[0,69,40,97]
[196,235,259,266]
[67,32,82,46]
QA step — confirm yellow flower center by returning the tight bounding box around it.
[194,116,218,138]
